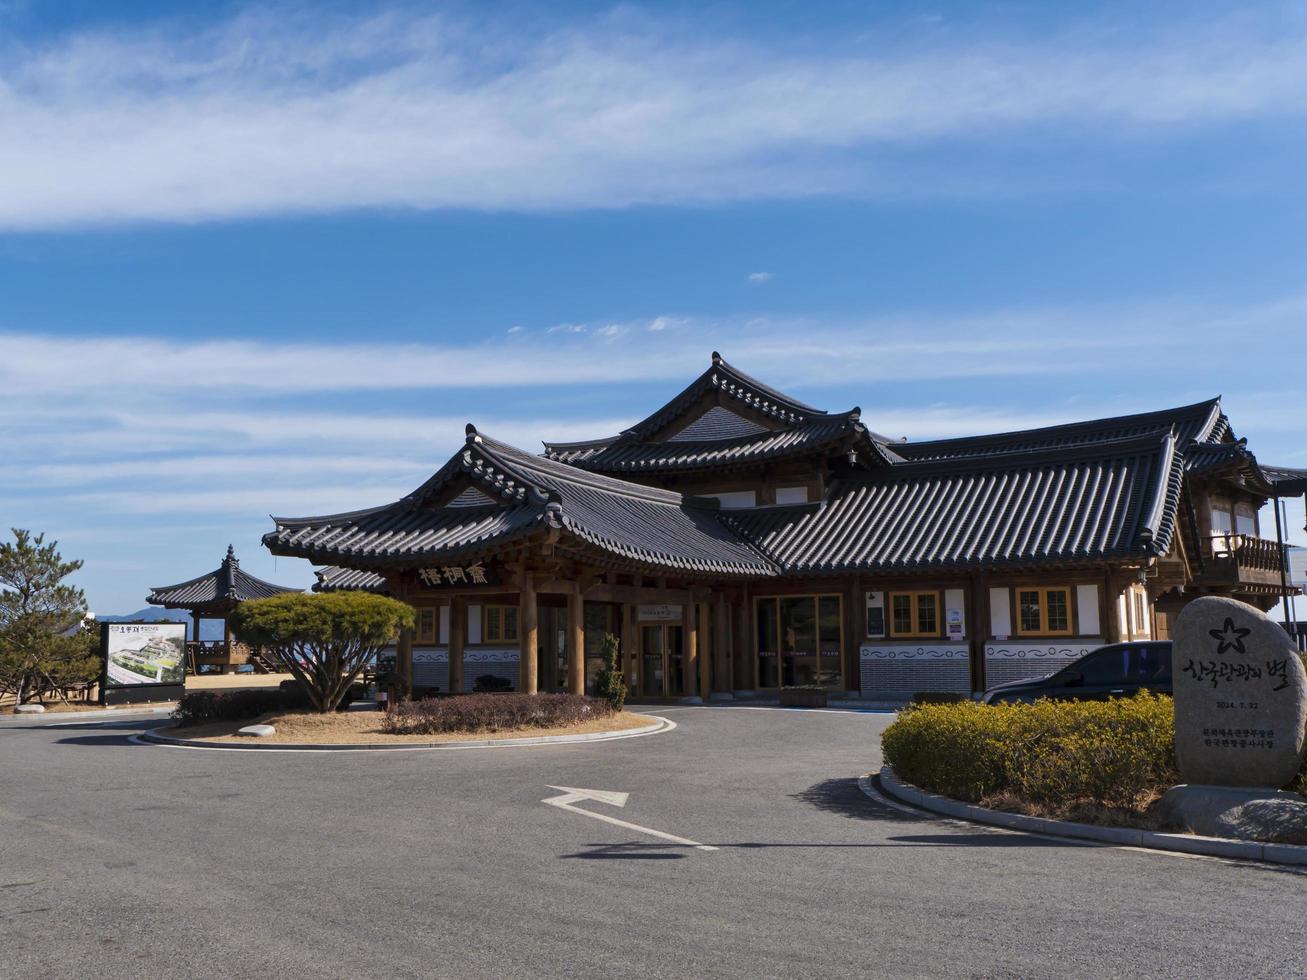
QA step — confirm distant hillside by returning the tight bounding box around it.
[96,608,225,641]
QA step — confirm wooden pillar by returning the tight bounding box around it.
[1103,571,1123,643]
[844,579,864,694]
[698,600,712,696]
[519,574,538,694]
[684,598,699,698]
[567,583,584,695]
[622,603,638,689]
[712,595,731,695]
[449,596,465,695]
[967,574,987,693]
[191,611,201,645]
[398,626,414,689]
[733,592,751,694]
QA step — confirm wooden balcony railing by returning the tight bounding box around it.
[1199,535,1289,587]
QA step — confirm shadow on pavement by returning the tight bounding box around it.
[562,843,687,860]
[793,777,919,824]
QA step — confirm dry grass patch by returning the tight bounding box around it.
[160,709,659,745]
[1,701,105,715]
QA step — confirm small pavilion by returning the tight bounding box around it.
[147,545,300,674]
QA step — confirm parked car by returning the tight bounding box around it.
[981,641,1172,705]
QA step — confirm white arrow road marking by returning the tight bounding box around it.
[542,785,718,852]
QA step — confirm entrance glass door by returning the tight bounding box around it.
[640,624,685,697]
[640,626,664,697]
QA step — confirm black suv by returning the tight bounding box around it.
[981,641,1172,705]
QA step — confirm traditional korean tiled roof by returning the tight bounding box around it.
[265,425,774,577]
[312,566,389,593]
[545,410,904,473]
[722,430,1184,575]
[1261,465,1307,495]
[1182,440,1307,497]
[147,545,300,610]
[892,398,1227,463]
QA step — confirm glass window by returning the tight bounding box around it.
[1018,591,1041,633]
[781,596,817,687]
[818,596,842,687]
[1077,647,1127,686]
[1046,590,1069,633]
[1016,588,1073,636]
[484,604,519,643]
[891,594,913,635]
[1234,502,1257,537]
[757,595,842,688]
[888,591,941,637]
[916,594,938,635]
[416,607,437,644]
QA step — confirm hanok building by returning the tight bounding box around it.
[265,353,1307,700]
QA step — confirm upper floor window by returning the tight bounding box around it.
[1016,587,1073,636]
[713,490,757,509]
[775,486,809,505]
[1234,501,1258,537]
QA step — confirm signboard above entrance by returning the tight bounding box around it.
[638,604,683,622]
[417,563,499,588]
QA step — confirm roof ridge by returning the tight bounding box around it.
[875,427,1179,478]
[898,398,1223,453]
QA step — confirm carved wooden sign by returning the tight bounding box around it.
[416,562,499,588]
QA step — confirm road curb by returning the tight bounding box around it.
[139,715,673,751]
[0,704,176,723]
[875,765,1307,867]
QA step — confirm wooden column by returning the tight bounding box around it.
[397,626,414,689]
[733,593,751,694]
[191,612,201,645]
[567,583,584,695]
[684,599,699,698]
[712,595,731,695]
[449,596,465,695]
[698,600,712,696]
[967,574,987,693]
[519,574,538,694]
[1103,571,1123,643]
[622,603,638,689]
[844,579,864,694]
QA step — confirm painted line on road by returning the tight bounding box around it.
[128,716,677,754]
[542,785,718,852]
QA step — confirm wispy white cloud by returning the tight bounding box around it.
[1,7,1305,227]
[747,271,773,283]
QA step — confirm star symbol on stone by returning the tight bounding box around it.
[1208,617,1251,655]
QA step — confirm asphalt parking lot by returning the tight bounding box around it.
[2,706,1304,980]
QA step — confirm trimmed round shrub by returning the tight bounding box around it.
[882,692,1178,812]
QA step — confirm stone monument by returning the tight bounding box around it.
[1162,596,1307,842]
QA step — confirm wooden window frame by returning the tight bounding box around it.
[1014,587,1074,637]
[415,607,437,645]
[886,590,942,639]
[483,604,519,644]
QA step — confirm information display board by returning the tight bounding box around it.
[100,621,187,705]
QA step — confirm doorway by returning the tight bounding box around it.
[639,624,684,697]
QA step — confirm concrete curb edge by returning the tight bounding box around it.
[875,765,1307,867]
[139,715,672,752]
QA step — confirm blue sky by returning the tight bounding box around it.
[0,0,1304,614]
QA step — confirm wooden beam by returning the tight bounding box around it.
[519,575,538,695]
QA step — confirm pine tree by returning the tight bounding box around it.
[0,529,100,705]
[593,631,628,711]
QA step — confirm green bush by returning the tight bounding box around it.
[882,692,1178,812]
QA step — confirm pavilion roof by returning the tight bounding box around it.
[147,545,300,612]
